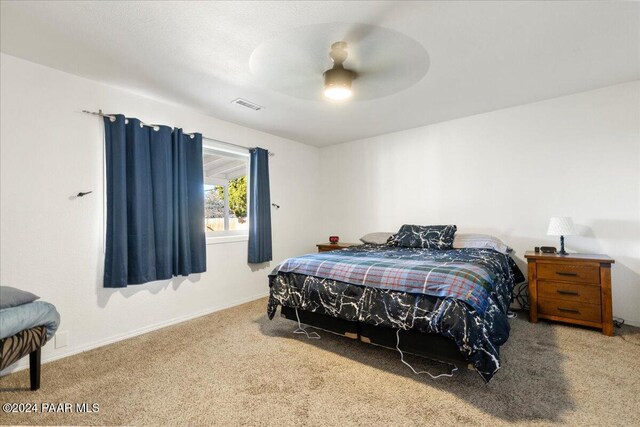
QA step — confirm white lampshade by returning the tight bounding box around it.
[547,217,576,236]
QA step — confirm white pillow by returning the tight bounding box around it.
[360,232,395,245]
[452,234,512,254]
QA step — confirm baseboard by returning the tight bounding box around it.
[1,292,269,377]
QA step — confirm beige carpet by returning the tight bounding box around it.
[1,297,639,426]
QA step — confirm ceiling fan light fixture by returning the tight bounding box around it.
[324,86,352,100]
[323,41,356,101]
[323,67,354,100]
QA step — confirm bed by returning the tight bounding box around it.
[268,236,524,382]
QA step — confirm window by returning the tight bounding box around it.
[203,143,249,242]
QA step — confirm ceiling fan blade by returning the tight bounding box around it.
[343,2,408,43]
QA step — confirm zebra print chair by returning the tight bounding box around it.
[0,326,47,390]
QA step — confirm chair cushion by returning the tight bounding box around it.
[0,326,47,371]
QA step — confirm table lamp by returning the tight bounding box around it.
[547,217,575,256]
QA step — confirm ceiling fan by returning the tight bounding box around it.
[249,23,429,102]
[323,41,357,101]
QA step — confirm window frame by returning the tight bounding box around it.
[202,141,250,245]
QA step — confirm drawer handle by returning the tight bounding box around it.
[558,307,580,314]
[556,271,578,277]
[557,290,579,296]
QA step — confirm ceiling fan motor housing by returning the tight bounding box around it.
[323,66,356,90]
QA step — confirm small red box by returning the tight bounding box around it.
[329,236,340,244]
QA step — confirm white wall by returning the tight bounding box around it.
[320,81,640,326]
[0,53,323,374]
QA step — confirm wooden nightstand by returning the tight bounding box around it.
[525,251,615,336]
[316,243,358,252]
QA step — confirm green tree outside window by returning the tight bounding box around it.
[217,176,247,223]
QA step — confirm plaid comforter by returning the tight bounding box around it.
[272,246,507,315]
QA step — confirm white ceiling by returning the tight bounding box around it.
[1,1,638,146]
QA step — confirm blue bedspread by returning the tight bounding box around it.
[0,301,60,341]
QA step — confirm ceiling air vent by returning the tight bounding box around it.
[231,98,263,111]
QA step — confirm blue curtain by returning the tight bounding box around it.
[103,115,206,287]
[248,148,272,263]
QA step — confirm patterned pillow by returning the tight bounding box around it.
[388,224,457,249]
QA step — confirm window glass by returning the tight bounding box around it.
[202,147,249,236]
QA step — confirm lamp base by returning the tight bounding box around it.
[558,235,568,256]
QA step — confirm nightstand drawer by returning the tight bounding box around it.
[538,298,601,323]
[537,263,600,284]
[538,281,601,305]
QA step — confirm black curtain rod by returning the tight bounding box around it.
[82,109,274,156]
